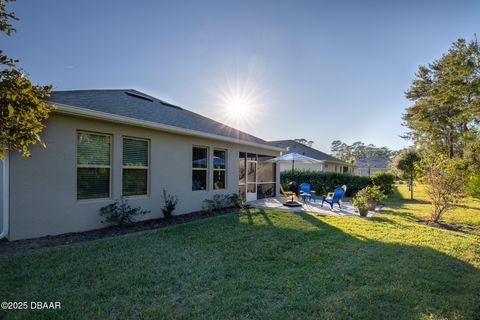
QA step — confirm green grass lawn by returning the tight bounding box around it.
[1,185,479,319]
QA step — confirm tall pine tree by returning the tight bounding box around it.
[403,38,480,163]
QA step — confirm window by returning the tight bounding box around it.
[123,137,149,196]
[77,132,112,200]
[213,149,226,190]
[192,146,208,191]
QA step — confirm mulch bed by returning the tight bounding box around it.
[0,207,242,254]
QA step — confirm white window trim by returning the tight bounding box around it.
[122,136,150,197]
[76,130,113,201]
[213,148,227,190]
[192,145,209,191]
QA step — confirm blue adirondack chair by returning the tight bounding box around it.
[321,186,346,209]
[299,183,316,202]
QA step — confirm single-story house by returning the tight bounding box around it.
[0,89,283,241]
[268,140,354,174]
[354,157,390,176]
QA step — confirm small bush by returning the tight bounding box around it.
[161,189,178,220]
[280,170,372,197]
[352,193,370,217]
[355,185,387,203]
[99,198,149,226]
[371,172,395,195]
[202,194,242,213]
[423,158,467,223]
[467,171,480,199]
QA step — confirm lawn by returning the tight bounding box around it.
[0,185,479,319]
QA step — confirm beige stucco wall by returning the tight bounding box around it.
[8,114,280,240]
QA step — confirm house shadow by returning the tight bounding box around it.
[228,209,480,319]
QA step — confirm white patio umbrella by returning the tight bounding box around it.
[268,152,322,179]
[268,153,322,206]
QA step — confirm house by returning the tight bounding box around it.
[0,89,283,241]
[354,157,390,176]
[268,140,354,174]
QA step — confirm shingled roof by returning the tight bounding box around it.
[268,140,350,165]
[355,157,390,169]
[46,89,275,148]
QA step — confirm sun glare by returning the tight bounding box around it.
[225,97,250,119]
[212,72,266,131]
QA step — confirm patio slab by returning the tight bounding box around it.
[248,196,375,217]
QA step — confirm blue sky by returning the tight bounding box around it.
[3,0,479,152]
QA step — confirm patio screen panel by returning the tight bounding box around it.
[257,155,276,199]
[238,152,246,200]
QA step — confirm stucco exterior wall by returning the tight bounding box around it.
[8,114,279,240]
[0,159,3,234]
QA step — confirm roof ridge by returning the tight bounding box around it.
[52,89,132,93]
[47,88,271,146]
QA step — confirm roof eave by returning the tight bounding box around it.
[49,102,286,152]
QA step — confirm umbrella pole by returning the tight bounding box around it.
[291,160,295,202]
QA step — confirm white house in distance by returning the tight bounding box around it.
[354,157,390,176]
[268,140,354,174]
[0,89,284,241]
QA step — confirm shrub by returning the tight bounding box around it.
[99,198,149,226]
[423,158,468,223]
[202,194,242,213]
[467,171,480,199]
[355,185,387,203]
[371,172,395,195]
[280,170,372,197]
[352,193,370,217]
[161,189,178,220]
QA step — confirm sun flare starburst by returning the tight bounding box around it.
[211,71,266,132]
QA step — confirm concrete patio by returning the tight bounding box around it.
[249,196,376,217]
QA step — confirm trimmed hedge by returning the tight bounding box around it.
[468,171,480,199]
[371,172,396,195]
[280,170,372,197]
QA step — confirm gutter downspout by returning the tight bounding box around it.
[0,151,9,240]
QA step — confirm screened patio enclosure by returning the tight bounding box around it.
[238,152,276,202]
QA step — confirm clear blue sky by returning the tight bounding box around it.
[3,0,479,152]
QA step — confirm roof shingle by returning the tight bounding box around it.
[46,89,270,146]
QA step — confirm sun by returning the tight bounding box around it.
[210,70,267,132]
[225,97,251,119]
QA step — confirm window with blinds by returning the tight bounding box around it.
[123,137,149,196]
[77,132,112,200]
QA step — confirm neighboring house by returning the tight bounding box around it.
[268,140,354,174]
[0,89,283,241]
[354,157,390,176]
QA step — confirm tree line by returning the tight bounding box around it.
[330,140,396,163]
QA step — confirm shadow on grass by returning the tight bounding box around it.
[455,203,480,211]
[379,188,432,221]
[0,209,479,320]
[231,210,480,319]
